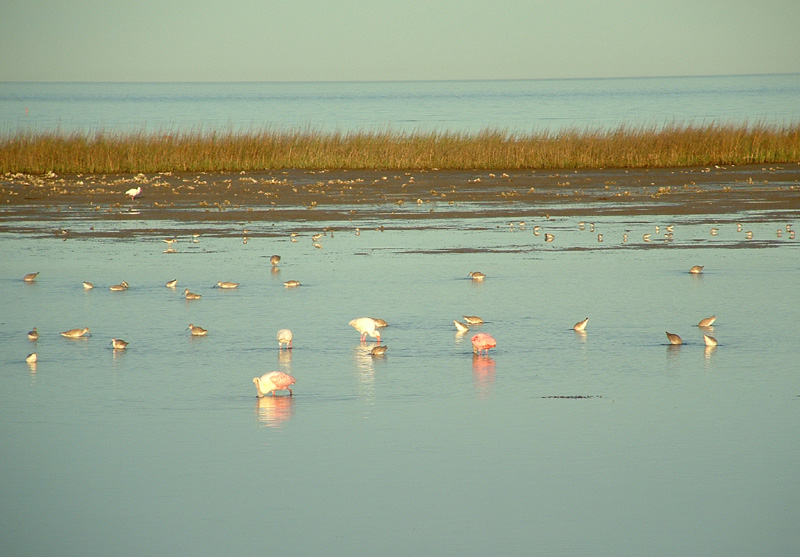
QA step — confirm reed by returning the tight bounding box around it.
[2,122,798,174]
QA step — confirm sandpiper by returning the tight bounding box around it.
[665,331,683,345]
[83,281,94,289]
[689,265,704,274]
[183,288,202,300]
[111,338,129,350]
[703,334,718,347]
[454,320,469,333]
[270,255,281,266]
[283,280,301,288]
[186,324,208,336]
[697,315,716,327]
[371,318,389,328]
[371,345,388,357]
[468,271,486,281]
[23,272,39,282]
[26,353,37,364]
[110,281,129,291]
[165,279,178,288]
[573,317,589,332]
[463,315,484,325]
[61,327,90,338]
[214,281,239,289]
[27,327,38,341]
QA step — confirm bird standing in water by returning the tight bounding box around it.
[253,371,296,397]
[471,333,496,355]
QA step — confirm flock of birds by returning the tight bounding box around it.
[22,259,721,395]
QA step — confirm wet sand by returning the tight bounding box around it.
[2,164,799,237]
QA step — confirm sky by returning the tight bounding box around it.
[1,0,799,82]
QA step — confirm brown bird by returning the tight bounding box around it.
[697,315,716,327]
[665,331,683,345]
[23,272,39,282]
[689,265,704,274]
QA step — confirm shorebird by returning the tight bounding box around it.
[643,234,651,242]
[125,186,142,201]
[165,279,178,288]
[183,288,202,300]
[253,371,296,397]
[573,317,589,332]
[689,265,704,274]
[371,318,389,328]
[214,281,239,289]
[83,281,94,289]
[27,327,38,341]
[471,332,497,355]
[349,317,381,342]
[23,272,39,282]
[745,230,753,239]
[270,255,281,266]
[703,334,718,347]
[737,223,743,232]
[454,320,469,333]
[109,282,128,291]
[111,338,129,350]
[533,226,541,236]
[26,353,37,364]
[544,233,554,242]
[468,271,486,281]
[61,327,90,338]
[186,324,207,336]
[283,280,301,288]
[597,234,603,242]
[697,315,716,327]
[623,233,628,242]
[463,315,484,325]
[277,328,293,350]
[710,227,719,236]
[665,331,683,345]
[371,345,388,357]
[162,238,177,246]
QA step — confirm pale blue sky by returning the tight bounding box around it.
[1,0,798,82]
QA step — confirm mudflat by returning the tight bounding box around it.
[2,164,798,237]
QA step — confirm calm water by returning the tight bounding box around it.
[2,74,800,135]
[2,208,799,555]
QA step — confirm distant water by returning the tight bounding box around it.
[2,74,800,135]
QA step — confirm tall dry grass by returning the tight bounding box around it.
[1,123,798,174]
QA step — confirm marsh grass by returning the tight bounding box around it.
[2,123,798,174]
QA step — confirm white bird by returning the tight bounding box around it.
[253,371,296,397]
[125,186,142,201]
[454,320,469,333]
[277,328,293,349]
[349,317,381,342]
[26,353,37,364]
[703,334,718,347]
[573,317,589,332]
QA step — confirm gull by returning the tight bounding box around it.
[26,353,37,364]
[573,317,589,332]
[61,327,90,338]
[83,281,94,289]
[186,323,207,336]
[214,281,239,289]
[283,280,301,288]
[253,371,296,397]
[270,255,281,266]
[468,271,486,281]
[23,272,39,282]
[665,331,683,345]
[454,320,469,333]
[703,334,718,347]
[371,345,388,357]
[125,186,142,201]
[350,317,381,342]
[111,338,129,350]
[463,315,484,325]
[471,333,497,355]
[697,315,716,327]
[689,265,704,274]
[277,329,293,350]
[183,288,202,300]
[165,279,178,288]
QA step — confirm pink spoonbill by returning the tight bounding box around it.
[471,332,497,355]
[253,371,296,397]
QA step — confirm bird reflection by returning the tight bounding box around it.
[255,396,293,428]
[278,348,293,371]
[666,344,682,362]
[353,345,377,403]
[573,329,587,342]
[472,355,496,398]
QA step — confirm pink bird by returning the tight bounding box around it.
[471,332,497,355]
[253,371,296,397]
[349,317,381,343]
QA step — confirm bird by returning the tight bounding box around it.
[349,317,381,342]
[253,371,296,397]
[544,233,554,242]
[27,327,38,341]
[61,327,90,338]
[162,238,177,246]
[689,265,704,274]
[573,317,589,332]
[643,234,651,242]
[270,255,281,266]
[468,271,486,281]
[83,281,94,289]
[703,334,718,347]
[371,345,388,357]
[186,324,207,336]
[26,353,37,364]
[665,331,683,345]
[125,186,142,200]
[471,333,497,355]
[283,280,301,288]
[183,288,201,300]
[23,272,39,282]
[277,328,293,350]
[463,315,484,325]
[111,338,129,350]
[214,281,239,289]
[454,320,469,333]
[371,318,389,328]
[110,281,129,291]
[710,228,719,236]
[165,279,178,288]
[697,315,716,327]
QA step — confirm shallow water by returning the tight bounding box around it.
[2,209,800,555]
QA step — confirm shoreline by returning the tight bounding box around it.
[2,164,799,236]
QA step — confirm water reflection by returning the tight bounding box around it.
[353,344,377,404]
[277,349,293,374]
[254,396,293,428]
[472,355,496,399]
[666,344,682,363]
[573,330,587,343]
